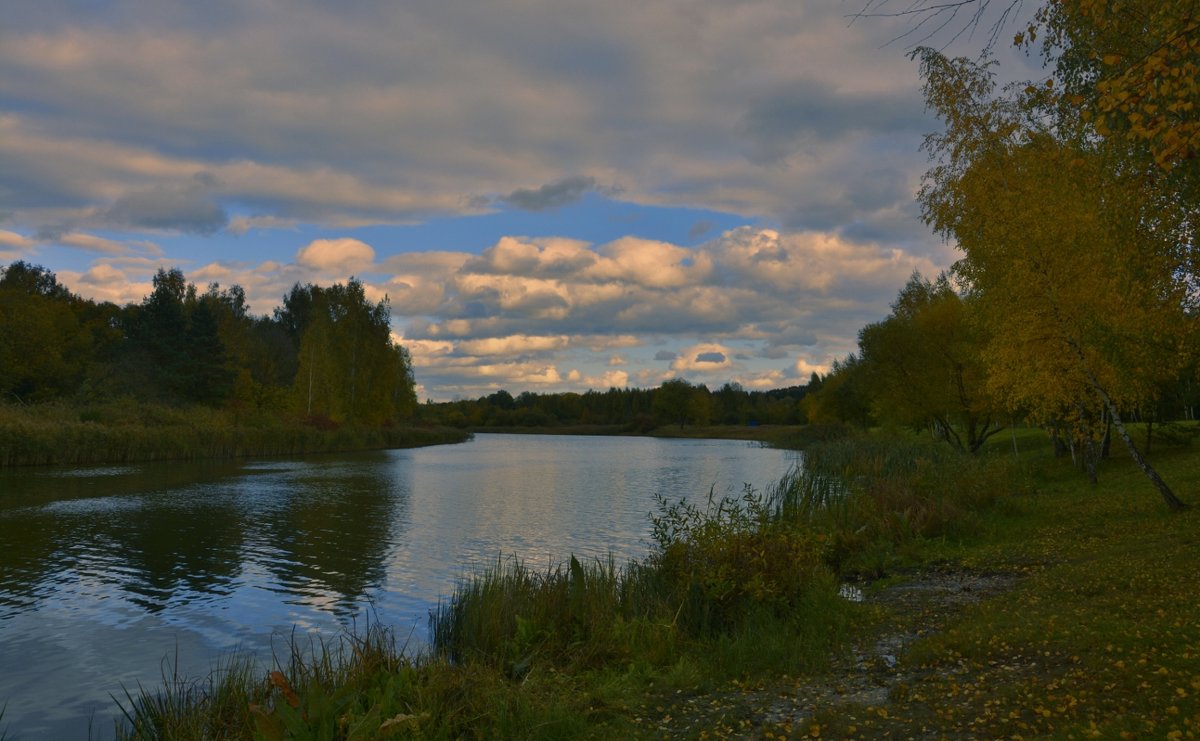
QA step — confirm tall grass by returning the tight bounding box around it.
[430,483,851,680]
[0,400,469,467]
[779,435,1033,574]
[116,651,264,740]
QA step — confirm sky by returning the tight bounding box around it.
[0,0,1044,401]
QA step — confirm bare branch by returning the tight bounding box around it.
[847,0,1029,51]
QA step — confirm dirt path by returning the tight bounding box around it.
[634,569,1023,739]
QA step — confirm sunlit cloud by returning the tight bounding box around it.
[457,335,570,356]
[0,230,34,249]
[296,238,376,273]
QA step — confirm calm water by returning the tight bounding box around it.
[0,433,799,738]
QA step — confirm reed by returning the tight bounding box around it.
[115,651,264,740]
[430,483,850,678]
[775,435,1033,574]
[0,401,469,467]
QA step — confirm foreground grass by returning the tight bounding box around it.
[804,425,1200,739]
[113,423,1200,738]
[0,400,470,467]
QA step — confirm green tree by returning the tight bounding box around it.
[291,279,416,425]
[653,378,698,428]
[0,261,89,401]
[858,272,1002,452]
[802,356,873,428]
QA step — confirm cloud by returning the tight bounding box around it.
[498,176,607,211]
[688,220,715,241]
[589,237,712,289]
[0,1,988,240]
[296,238,376,273]
[105,174,228,234]
[56,232,131,255]
[369,225,942,396]
[671,343,734,372]
[738,78,925,165]
[0,0,1011,399]
[0,230,35,251]
[58,262,154,305]
[793,358,828,378]
[457,335,570,356]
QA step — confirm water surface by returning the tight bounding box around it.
[0,433,799,737]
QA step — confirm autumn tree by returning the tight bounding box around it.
[1034,1,1200,181]
[917,49,1197,510]
[858,272,1002,452]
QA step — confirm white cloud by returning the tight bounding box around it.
[296,237,376,273]
[589,237,712,289]
[793,358,828,378]
[457,335,570,356]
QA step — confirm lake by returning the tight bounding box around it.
[0,433,800,738]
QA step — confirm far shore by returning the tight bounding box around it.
[469,423,808,445]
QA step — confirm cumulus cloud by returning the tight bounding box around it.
[57,262,154,305]
[56,232,131,255]
[372,225,942,396]
[296,238,376,273]
[457,335,570,356]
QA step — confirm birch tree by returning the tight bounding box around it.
[917,49,1197,510]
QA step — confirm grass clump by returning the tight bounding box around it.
[783,435,1033,575]
[430,483,851,680]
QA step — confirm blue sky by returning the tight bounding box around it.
[0,0,1042,400]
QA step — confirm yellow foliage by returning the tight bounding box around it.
[916,49,1197,442]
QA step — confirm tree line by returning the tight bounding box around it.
[0,262,417,427]
[417,379,811,430]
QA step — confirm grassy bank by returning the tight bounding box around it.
[0,401,470,467]
[795,424,1200,739]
